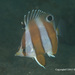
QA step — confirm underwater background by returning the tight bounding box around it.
[0,0,75,75]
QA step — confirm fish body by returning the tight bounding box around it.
[15,9,58,68]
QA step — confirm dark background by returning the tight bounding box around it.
[0,0,75,75]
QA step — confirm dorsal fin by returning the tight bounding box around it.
[24,9,46,26]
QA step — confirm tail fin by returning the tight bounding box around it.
[57,19,67,37]
[56,19,67,43]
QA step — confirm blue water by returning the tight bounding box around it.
[0,0,75,75]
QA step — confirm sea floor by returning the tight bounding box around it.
[0,43,75,75]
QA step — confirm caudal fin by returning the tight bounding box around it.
[57,19,67,37]
[56,19,67,44]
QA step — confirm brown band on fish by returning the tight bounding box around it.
[37,54,45,66]
[42,20,58,54]
[29,20,45,55]
[21,32,25,49]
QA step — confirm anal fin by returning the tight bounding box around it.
[34,54,46,69]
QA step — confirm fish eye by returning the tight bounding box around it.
[46,15,53,22]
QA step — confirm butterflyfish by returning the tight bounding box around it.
[15,9,58,68]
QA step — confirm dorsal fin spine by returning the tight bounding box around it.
[24,9,46,27]
[27,11,30,24]
[33,10,37,18]
[30,9,34,20]
[24,15,26,26]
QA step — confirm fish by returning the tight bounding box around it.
[15,9,58,68]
